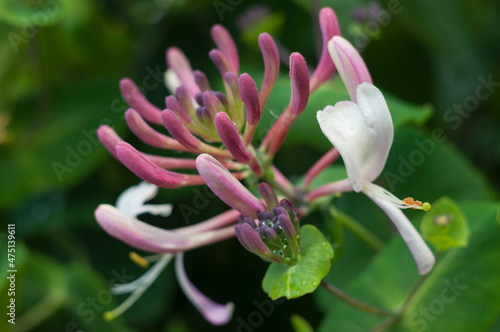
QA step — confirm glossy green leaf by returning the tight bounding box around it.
[317,202,500,332]
[291,314,314,332]
[421,196,470,251]
[262,225,334,300]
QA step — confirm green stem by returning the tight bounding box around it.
[320,281,394,316]
[330,207,384,251]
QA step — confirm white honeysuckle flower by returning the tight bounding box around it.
[317,82,435,275]
[116,181,173,218]
[103,182,234,325]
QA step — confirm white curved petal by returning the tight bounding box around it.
[116,181,173,218]
[328,36,372,103]
[363,183,435,274]
[317,101,375,192]
[175,253,234,325]
[355,83,394,182]
[112,254,173,295]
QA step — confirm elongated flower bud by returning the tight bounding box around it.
[258,182,279,210]
[310,7,341,92]
[97,125,123,159]
[215,112,252,163]
[209,49,232,78]
[194,70,211,92]
[120,78,163,124]
[116,142,204,188]
[328,36,372,103]
[196,154,264,217]
[211,25,239,74]
[289,52,310,115]
[162,110,202,150]
[203,92,224,119]
[258,33,280,110]
[166,95,192,124]
[166,47,200,98]
[125,109,184,149]
[239,73,261,126]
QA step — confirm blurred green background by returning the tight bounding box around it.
[1,0,499,331]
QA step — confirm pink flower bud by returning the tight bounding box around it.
[289,52,310,115]
[165,95,192,124]
[310,7,341,92]
[258,182,278,210]
[203,92,224,119]
[120,78,163,124]
[161,110,202,150]
[125,109,185,150]
[328,36,372,103]
[116,142,205,188]
[97,125,123,159]
[211,25,239,74]
[258,33,279,110]
[166,47,200,98]
[239,73,261,126]
[209,49,232,78]
[196,154,265,217]
[194,70,211,92]
[215,112,252,163]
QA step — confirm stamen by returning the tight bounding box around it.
[403,197,431,211]
[129,252,149,268]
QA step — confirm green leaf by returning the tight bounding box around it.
[421,196,470,251]
[291,314,315,332]
[317,202,500,332]
[262,225,334,300]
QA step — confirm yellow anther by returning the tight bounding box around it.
[422,202,431,211]
[129,252,149,268]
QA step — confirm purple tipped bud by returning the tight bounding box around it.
[116,142,204,188]
[194,70,211,92]
[166,95,192,124]
[162,110,202,150]
[214,92,229,105]
[272,206,288,218]
[258,211,272,220]
[215,112,252,164]
[280,198,300,231]
[278,214,297,244]
[166,47,200,98]
[258,33,280,109]
[196,106,212,122]
[211,25,239,74]
[289,53,310,115]
[203,92,224,119]
[328,36,372,103]
[176,86,196,117]
[195,92,204,106]
[235,223,270,255]
[97,125,123,159]
[239,73,261,126]
[209,49,232,78]
[196,154,265,217]
[125,109,182,149]
[261,225,281,247]
[258,183,278,210]
[310,7,341,92]
[241,216,256,229]
[120,78,163,124]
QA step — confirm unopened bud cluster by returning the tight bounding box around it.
[235,183,301,265]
